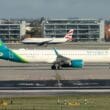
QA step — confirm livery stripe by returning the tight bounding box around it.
[9,49,29,63]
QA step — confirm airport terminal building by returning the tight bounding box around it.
[42,18,105,42]
[0,20,26,42]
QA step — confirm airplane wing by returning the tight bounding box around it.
[52,48,84,69]
[53,48,71,66]
[38,39,53,46]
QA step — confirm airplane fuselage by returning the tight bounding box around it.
[22,38,67,44]
[12,49,110,63]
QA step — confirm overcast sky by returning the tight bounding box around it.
[0,0,110,19]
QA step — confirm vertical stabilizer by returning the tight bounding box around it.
[64,29,74,41]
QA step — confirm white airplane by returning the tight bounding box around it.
[0,40,110,70]
[22,29,74,45]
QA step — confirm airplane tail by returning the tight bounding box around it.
[0,40,10,60]
[0,40,28,63]
[64,29,74,41]
[0,40,8,49]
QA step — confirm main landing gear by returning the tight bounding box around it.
[51,64,62,70]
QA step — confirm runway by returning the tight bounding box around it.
[0,60,110,80]
[0,89,110,97]
[7,42,110,49]
[0,43,110,95]
[0,43,109,80]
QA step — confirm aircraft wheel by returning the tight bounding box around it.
[57,65,62,70]
[51,65,56,70]
[51,64,62,70]
[55,64,62,70]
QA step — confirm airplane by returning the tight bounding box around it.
[0,40,110,70]
[21,29,74,45]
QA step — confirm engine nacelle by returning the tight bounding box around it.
[71,60,84,68]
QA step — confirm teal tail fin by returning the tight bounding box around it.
[0,40,7,48]
[0,40,28,63]
[0,40,9,60]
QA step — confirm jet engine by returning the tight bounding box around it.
[71,59,84,68]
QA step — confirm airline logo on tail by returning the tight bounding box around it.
[64,29,74,41]
[0,40,28,63]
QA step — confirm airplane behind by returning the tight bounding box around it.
[22,29,74,45]
[0,40,110,70]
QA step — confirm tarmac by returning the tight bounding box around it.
[0,42,110,81]
[0,60,110,80]
[0,42,110,95]
[7,42,110,49]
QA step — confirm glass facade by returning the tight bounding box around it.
[0,20,26,42]
[43,19,104,41]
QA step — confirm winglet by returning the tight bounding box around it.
[0,40,7,48]
[53,48,59,56]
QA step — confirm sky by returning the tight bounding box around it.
[0,0,110,19]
